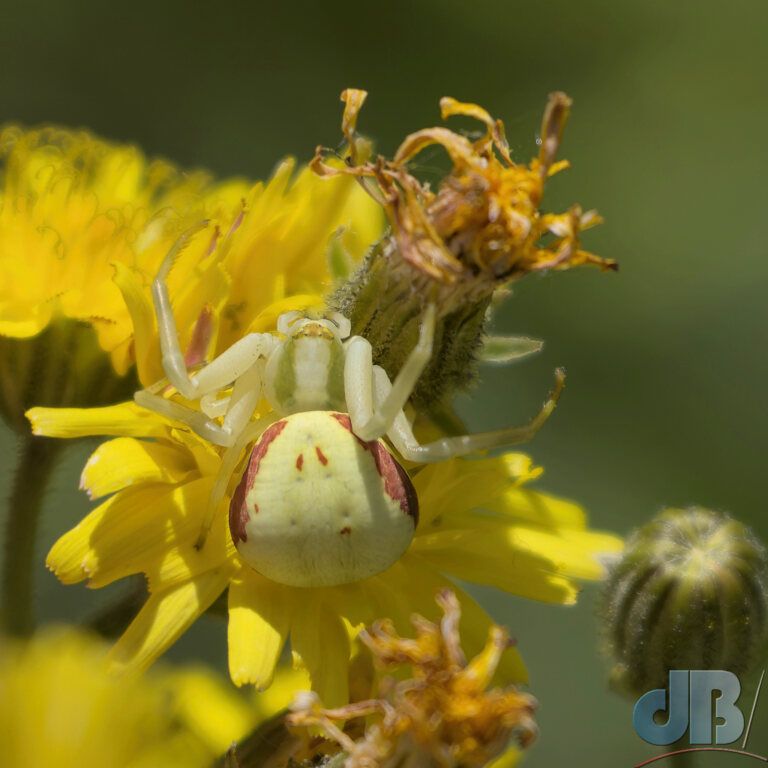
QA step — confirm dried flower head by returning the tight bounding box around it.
[317,90,616,405]
[315,89,615,288]
[289,590,537,768]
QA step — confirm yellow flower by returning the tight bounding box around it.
[288,590,537,768]
[116,158,382,389]
[0,125,380,425]
[29,393,621,708]
[0,126,242,426]
[0,626,301,768]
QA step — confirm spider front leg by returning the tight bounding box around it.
[135,226,277,445]
[344,303,436,441]
[135,362,264,447]
[194,414,273,550]
[378,366,566,463]
[149,223,277,401]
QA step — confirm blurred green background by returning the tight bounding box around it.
[1,0,767,765]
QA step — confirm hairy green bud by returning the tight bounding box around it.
[330,239,491,408]
[599,507,768,696]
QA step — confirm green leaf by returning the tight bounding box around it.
[479,335,543,364]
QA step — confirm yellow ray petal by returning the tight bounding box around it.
[416,520,621,582]
[291,596,350,708]
[0,304,53,338]
[244,293,325,334]
[485,487,589,531]
[488,748,522,768]
[161,667,253,755]
[80,437,196,499]
[147,508,237,590]
[512,526,623,579]
[227,570,293,689]
[108,566,233,674]
[413,454,551,530]
[47,478,229,589]
[27,401,168,438]
[412,528,580,605]
[112,261,161,386]
[376,554,528,683]
[166,243,230,370]
[252,665,311,718]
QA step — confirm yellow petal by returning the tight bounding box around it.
[80,437,196,499]
[47,485,162,585]
[512,526,623,580]
[47,478,229,589]
[291,596,350,708]
[0,304,53,338]
[416,516,622,582]
[488,747,522,768]
[413,454,550,530]
[167,246,229,355]
[112,262,161,386]
[108,567,233,674]
[440,96,495,127]
[162,668,253,755]
[376,554,528,683]
[252,665,311,718]
[227,570,292,689]
[412,528,580,605]
[244,294,325,334]
[486,487,589,531]
[27,401,168,438]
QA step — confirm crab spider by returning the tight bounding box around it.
[134,229,564,585]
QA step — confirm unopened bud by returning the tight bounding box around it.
[599,507,768,696]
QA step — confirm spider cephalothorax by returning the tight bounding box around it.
[134,227,563,588]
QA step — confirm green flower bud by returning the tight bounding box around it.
[599,507,768,697]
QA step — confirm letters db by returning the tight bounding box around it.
[633,670,744,746]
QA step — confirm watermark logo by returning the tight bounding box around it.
[633,669,766,766]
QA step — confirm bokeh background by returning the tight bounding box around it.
[1,0,767,765]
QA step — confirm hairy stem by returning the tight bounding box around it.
[1,435,61,636]
[218,711,300,768]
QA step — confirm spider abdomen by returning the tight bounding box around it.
[230,410,418,587]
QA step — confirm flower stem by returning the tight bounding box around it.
[1,434,61,636]
[218,711,300,768]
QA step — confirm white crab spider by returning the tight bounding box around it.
[135,227,564,587]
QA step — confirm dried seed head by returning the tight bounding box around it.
[316,90,614,288]
[317,89,615,406]
[599,507,768,697]
[288,589,537,768]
